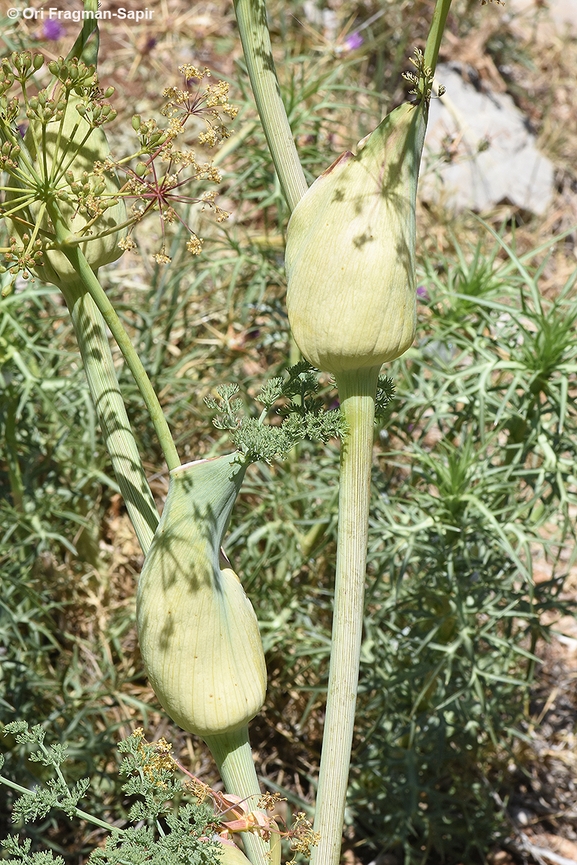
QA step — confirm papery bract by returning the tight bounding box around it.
[137,453,267,738]
[286,100,427,374]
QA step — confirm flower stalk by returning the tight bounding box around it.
[306,1,452,858]
[233,0,307,212]
[424,0,453,73]
[233,0,453,860]
[58,276,159,553]
[206,728,271,865]
[309,367,379,865]
[53,217,181,473]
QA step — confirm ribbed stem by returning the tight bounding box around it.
[59,279,158,554]
[233,0,307,212]
[310,366,379,865]
[205,727,270,865]
[424,0,453,75]
[47,206,180,472]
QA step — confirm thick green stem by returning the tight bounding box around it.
[424,0,453,75]
[67,248,179,471]
[233,0,307,212]
[205,727,270,865]
[310,367,379,865]
[59,279,158,554]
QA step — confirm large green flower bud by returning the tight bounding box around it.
[137,453,267,738]
[286,101,427,374]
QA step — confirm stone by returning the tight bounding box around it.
[420,64,555,215]
[509,0,577,34]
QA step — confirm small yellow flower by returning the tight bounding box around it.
[153,249,171,264]
[214,206,230,223]
[118,236,137,252]
[179,64,210,81]
[187,235,203,255]
[199,128,219,147]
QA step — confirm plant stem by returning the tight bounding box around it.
[310,366,379,865]
[59,278,159,554]
[233,0,307,212]
[48,210,180,473]
[424,0,453,74]
[67,0,99,65]
[205,727,270,865]
[69,251,180,472]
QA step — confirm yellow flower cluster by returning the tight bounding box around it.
[185,777,211,803]
[153,249,172,264]
[118,236,137,252]
[257,792,286,811]
[0,52,126,286]
[206,80,237,116]
[179,64,211,81]
[186,236,203,255]
[287,812,321,864]
[114,61,237,264]
[0,52,235,273]
[160,66,237,149]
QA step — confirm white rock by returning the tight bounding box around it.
[548,0,577,33]
[508,0,577,34]
[420,64,555,215]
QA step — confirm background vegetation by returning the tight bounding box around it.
[1,0,576,863]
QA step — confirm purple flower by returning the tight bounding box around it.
[343,31,363,52]
[416,285,430,302]
[42,19,66,40]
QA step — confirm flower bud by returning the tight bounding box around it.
[286,101,427,374]
[137,453,267,738]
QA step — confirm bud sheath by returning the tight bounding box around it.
[137,453,267,738]
[286,101,427,374]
